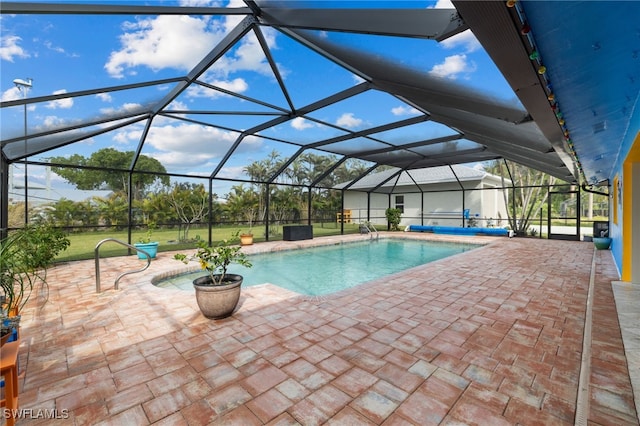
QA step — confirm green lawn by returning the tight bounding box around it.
[55,222,362,263]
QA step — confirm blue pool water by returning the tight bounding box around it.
[156,239,478,296]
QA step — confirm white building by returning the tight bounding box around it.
[337,165,511,229]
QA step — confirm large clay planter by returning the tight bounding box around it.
[193,274,243,319]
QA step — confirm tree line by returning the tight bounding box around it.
[15,149,605,240]
[35,148,370,241]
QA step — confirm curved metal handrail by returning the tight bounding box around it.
[95,238,151,293]
[360,222,379,240]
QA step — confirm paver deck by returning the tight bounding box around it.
[8,233,638,425]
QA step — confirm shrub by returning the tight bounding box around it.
[385,208,402,231]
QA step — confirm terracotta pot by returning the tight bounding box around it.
[193,274,243,319]
[240,234,254,246]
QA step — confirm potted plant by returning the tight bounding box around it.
[1,322,12,347]
[1,224,69,345]
[1,310,20,348]
[240,230,254,246]
[174,231,252,319]
[240,206,257,246]
[134,222,159,259]
[593,229,612,250]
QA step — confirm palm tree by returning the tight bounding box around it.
[485,160,556,234]
[225,185,259,230]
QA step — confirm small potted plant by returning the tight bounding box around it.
[593,229,612,250]
[134,222,159,259]
[1,311,20,348]
[1,224,69,315]
[1,321,12,347]
[1,224,69,345]
[240,207,257,246]
[174,231,252,319]
[240,229,254,246]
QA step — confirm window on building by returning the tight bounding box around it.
[395,195,404,213]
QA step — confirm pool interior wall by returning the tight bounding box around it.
[155,236,482,296]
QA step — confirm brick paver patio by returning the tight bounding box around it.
[9,233,637,425]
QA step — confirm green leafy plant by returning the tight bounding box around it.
[1,224,70,315]
[385,208,402,231]
[1,231,37,316]
[16,224,70,274]
[174,231,252,285]
[137,222,156,244]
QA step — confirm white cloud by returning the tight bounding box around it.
[152,150,214,168]
[164,99,189,112]
[145,123,242,167]
[46,90,74,109]
[104,2,276,82]
[112,127,141,145]
[105,15,222,78]
[336,112,363,129]
[206,31,274,79]
[429,54,476,79]
[99,102,144,116]
[216,165,246,180]
[0,35,29,62]
[432,0,454,8]
[352,74,365,84]
[43,40,66,55]
[1,86,24,102]
[391,105,421,116]
[96,93,113,103]
[179,0,221,6]
[291,117,314,130]
[430,0,480,52]
[440,30,481,53]
[186,77,249,99]
[42,115,67,129]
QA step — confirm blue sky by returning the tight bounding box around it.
[1,0,520,197]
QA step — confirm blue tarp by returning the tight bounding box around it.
[406,224,510,237]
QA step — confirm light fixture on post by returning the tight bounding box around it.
[13,78,32,222]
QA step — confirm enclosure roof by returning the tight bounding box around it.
[2,1,637,188]
[337,165,488,191]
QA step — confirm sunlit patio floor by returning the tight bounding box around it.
[11,232,639,425]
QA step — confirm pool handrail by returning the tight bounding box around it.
[94,238,152,293]
[360,222,379,240]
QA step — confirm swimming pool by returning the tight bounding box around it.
[155,238,478,296]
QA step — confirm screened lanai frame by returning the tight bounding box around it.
[1,1,581,245]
